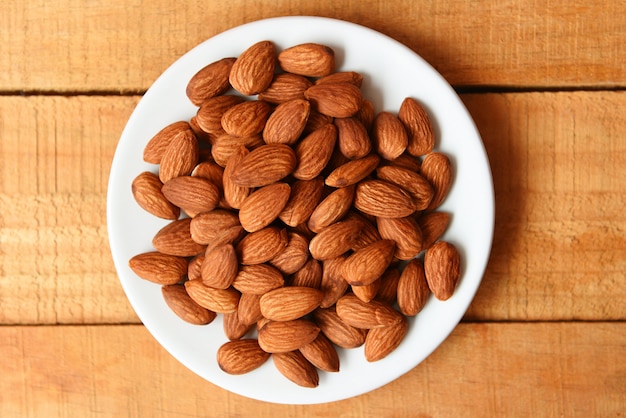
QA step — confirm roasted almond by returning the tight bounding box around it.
[325,153,380,188]
[263,98,310,145]
[376,216,424,260]
[184,279,240,314]
[195,95,246,133]
[376,165,434,211]
[158,127,199,184]
[375,267,402,305]
[238,183,291,232]
[398,97,435,156]
[354,179,417,218]
[217,339,270,375]
[416,211,451,250]
[308,218,361,261]
[291,258,323,289]
[189,209,241,245]
[269,232,310,275]
[335,293,403,329]
[424,241,461,301]
[312,307,367,349]
[152,218,205,257]
[259,286,323,321]
[307,184,355,232]
[364,315,409,362]
[236,226,289,265]
[397,258,430,316]
[293,123,337,180]
[221,100,273,137]
[420,152,453,211]
[257,319,320,353]
[304,82,363,118]
[223,146,252,209]
[131,171,180,220]
[315,71,363,87]
[258,73,313,104]
[201,243,239,289]
[272,351,320,388]
[161,175,220,217]
[372,111,409,160]
[335,117,372,159]
[320,255,350,308]
[223,311,253,340]
[341,239,396,286]
[279,177,325,227]
[186,57,236,106]
[299,333,340,373]
[229,40,276,95]
[187,253,205,282]
[230,144,297,187]
[278,43,335,77]
[356,99,375,131]
[129,251,187,285]
[351,277,382,303]
[346,211,382,251]
[210,134,264,167]
[232,264,285,295]
[237,293,264,326]
[143,121,193,164]
[161,284,216,325]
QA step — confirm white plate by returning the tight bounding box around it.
[107,16,494,404]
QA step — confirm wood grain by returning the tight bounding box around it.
[1,323,623,417]
[1,1,624,92]
[1,92,624,324]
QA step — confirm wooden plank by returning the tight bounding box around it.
[1,1,625,91]
[0,323,623,417]
[1,92,624,324]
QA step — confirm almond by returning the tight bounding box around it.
[291,258,322,289]
[303,110,334,135]
[279,177,325,227]
[236,226,289,265]
[388,152,422,172]
[320,255,350,308]
[189,209,240,245]
[293,123,337,180]
[223,146,252,209]
[232,264,284,295]
[354,179,417,218]
[187,253,205,282]
[184,279,240,314]
[230,144,297,187]
[258,73,313,104]
[397,258,430,316]
[325,153,380,188]
[186,57,236,106]
[346,211,382,251]
[376,216,424,260]
[221,100,273,137]
[416,211,451,250]
[129,251,187,285]
[191,161,224,189]
[398,97,435,156]
[238,183,291,232]
[143,121,193,164]
[304,82,363,118]
[223,311,253,340]
[307,184,355,232]
[161,284,216,325]
[335,293,403,329]
[372,111,409,160]
[315,71,363,87]
[201,243,239,289]
[312,307,367,349]
[269,232,310,275]
[351,277,382,303]
[259,286,323,321]
[420,152,453,211]
[152,218,205,257]
[195,95,245,133]
[263,98,310,145]
[161,175,220,217]
[158,127,199,184]
[375,267,402,305]
[424,241,461,301]
[335,117,372,159]
[299,333,340,373]
[341,239,396,286]
[257,319,320,353]
[277,43,335,77]
[210,134,264,167]
[229,40,276,95]
[217,339,270,375]
[237,293,264,326]
[272,351,319,388]
[376,165,434,211]
[356,99,376,131]
[131,171,180,220]
[364,315,409,362]
[308,218,361,261]
[204,225,246,255]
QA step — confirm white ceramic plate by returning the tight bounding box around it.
[107,16,494,404]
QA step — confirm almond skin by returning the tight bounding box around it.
[372,111,409,160]
[320,255,350,308]
[189,209,240,245]
[210,134,264,168]
[354,179,417,218]
[158,128,199,184]
[315,71,363,87]
[364,315,409,362]
[278,43,335,77]
[236,226,289,265]
[341,239,396,286]
[229,40,276,95]
[161,284,216,325]
[223,311,253,341]
[416,211,451,250]
[293,123,337,180]
[230,144,297,187]
[257,319,320,353]
[420,152,453,211]
[129,251,187,285]
[335,117,372,159]
[195,95,245,133]
[263,98,311,145]
[279,177,325,227]
[376,216,424,260]
[325,153,380,188]
[397,258,430,316]
[258,73,313,104]
[223,146,252,209]
[238,183,291,232]
[259,286,324,321]
[221,100,273,137]
[237,293,264,327]
[304,82,363,118]
[186,57,236,106]
[399,97,435,156]
[351,277,382,303]
[269,232,310,275]
[217,339,270,375]
[376,165,434,211]
[312,307,367,349]
[291,258,323,289]
[375,267,402,305]
[299,333,340,373]
[308,218,361,261]
[131,171,180,220]
[184,279,240,314]
[152,218,205,257]
[201,243,239,289]
[308,184,355,232]
[272,351,320,388]
[232,264,285,295]
[335,293,403,329]
[161,175,220,217]
[424,241,461,301]
[143,121,193,164]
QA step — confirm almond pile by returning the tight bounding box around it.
[129,41,461,388]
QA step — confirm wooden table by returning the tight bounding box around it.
[1,1,624,416]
